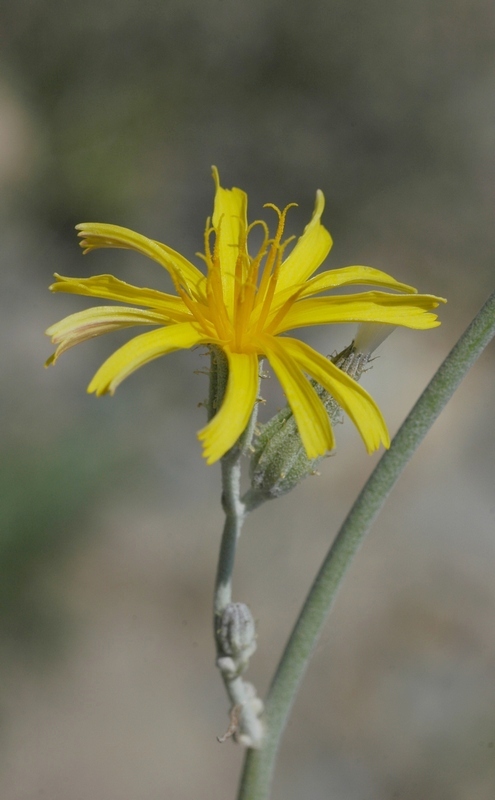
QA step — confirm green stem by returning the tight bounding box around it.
[214,454,245,618]
[237,289,495,800]
[214,452,264,748]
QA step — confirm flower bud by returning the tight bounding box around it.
[249,343,371,499]
[217,603,257,667]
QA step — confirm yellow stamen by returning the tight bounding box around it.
[255,204,297,309]
[169,269,218,339]
[255,235,296,334]
[232,224,270,349]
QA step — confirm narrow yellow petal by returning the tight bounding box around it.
[46,306,166,364]
[265,266,416,326]
[272,292,446,334]
[279,337,390,453]
[87,322,207,396]
[75,223,205,294]
[296,266,417,298]
[50,274,192,320]
[276,190,333,293]
[257,334,334,458]
[211,167,248,310]
[197,350,259,464]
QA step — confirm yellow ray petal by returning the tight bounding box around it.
[276,190,333,293]
[75,223,205,294]
[279,337,390,453]
[87,322,208,396]
[295,266,417,299]
[272,292,446,334]
[211,167,248,311]
[49,274,192,319]
[265,267,416,325]
[197,349,259,464]
[257,334,334,458]
[46,306,166,364]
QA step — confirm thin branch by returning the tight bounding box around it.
[211,349,264,748]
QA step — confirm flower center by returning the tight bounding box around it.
[218,204,296,352]
[169,204,297,353]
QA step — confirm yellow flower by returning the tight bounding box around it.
[46,168,445,464]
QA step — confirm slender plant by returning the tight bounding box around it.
[44,169,494,798]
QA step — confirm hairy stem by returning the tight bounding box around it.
[214,454,245,618]
[211,348,264,747]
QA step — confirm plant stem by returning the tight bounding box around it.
[214,452,264,748]
[237,288,495,800]
[214,453,245,618]
[211,349,264,747]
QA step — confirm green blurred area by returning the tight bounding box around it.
[1,1,494,798]
[0,432,111,658]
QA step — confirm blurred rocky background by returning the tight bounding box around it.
[1,0,494,798]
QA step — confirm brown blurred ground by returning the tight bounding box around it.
[0,0,494,798]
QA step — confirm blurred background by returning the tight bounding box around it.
[1,0,495,798]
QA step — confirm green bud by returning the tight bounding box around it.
[249,343,371,499]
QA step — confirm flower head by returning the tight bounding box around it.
[46,168,445,463]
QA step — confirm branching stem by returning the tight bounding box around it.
[211,348,264,748]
